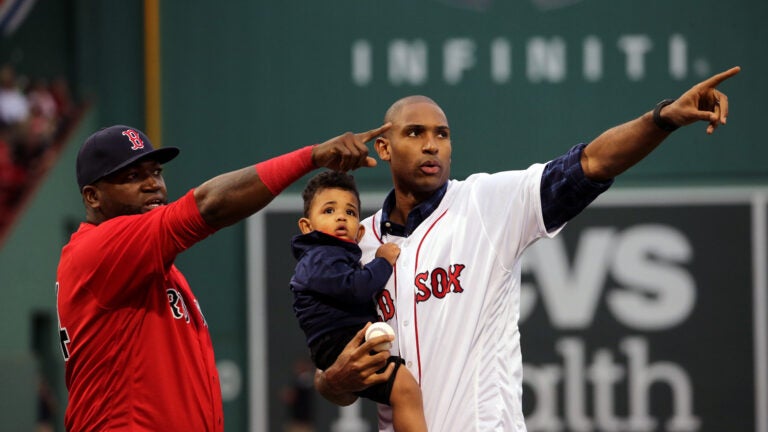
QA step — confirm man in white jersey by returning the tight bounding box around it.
[315,66,740,431]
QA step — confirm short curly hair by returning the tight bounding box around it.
[301,170,361,217]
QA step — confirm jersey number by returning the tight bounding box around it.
[55,282,71,361]
[59,328,71,361]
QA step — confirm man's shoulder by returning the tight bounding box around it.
[69,199,190,250]
[459,165,546,187]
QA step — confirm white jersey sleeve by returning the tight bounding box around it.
[462,164,561,267]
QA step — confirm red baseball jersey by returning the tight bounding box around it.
[56,190,223,431]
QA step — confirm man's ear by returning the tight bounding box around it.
[82,185,100,210]
[374,137,391,162]
[355,224,366,243]
[298,217,313,234]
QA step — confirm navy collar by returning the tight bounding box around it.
[379,182,448,238]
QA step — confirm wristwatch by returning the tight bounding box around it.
[652,98,679,132]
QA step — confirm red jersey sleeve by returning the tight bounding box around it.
[64,189,216,308]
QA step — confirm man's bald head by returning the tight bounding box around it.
[384,95,441,125]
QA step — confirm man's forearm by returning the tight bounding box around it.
[581,111,668,181]
[314,368,358,406]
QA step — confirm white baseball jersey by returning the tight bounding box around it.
[359,163,562,432]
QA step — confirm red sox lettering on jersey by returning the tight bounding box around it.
[167,287,209,327]
[122,128,145,150]
[415,264,466,301]
[377,264,466,321]
[167,288,191,323]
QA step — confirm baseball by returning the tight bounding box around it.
[365,322,395,352]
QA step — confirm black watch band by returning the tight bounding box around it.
[653,98,679,132]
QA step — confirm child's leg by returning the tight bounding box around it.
[389,366,428,432]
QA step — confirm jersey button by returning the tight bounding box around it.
[407,361,413,368]
[403,320,409,326]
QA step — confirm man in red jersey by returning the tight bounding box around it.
[56,123,392,431]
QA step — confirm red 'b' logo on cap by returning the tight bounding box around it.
[122,129,144,150]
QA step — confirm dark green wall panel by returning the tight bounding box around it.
[161,1,764,191]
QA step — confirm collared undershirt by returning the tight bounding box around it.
[379,143,614,237]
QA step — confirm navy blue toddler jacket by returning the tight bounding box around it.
[290,230,393,345]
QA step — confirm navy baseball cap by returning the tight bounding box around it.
[76,125,180,190]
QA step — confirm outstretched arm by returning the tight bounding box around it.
[193,123,390,229]
[581,66,740,181]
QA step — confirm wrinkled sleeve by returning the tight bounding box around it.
[540,143,613,231]
[293,249,392,305]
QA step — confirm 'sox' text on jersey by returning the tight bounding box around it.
[377,264,466,321]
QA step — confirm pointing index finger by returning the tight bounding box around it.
[356,122,392,143]
[702,66,741,88]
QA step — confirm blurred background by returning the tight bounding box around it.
[0,0,765,431]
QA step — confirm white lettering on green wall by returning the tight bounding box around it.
[351,34,700,86]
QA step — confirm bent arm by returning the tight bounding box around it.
[314,324,394,405]
[315,368,359,406]
[580,66,740,181]
[193,123,390,229]
[318,257,393,304]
